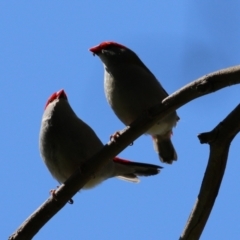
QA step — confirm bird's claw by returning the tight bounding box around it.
[50,188,58,201]
[50,187,74,204]
[110,131,121,142]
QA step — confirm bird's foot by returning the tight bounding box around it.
[50,186,74,204]
[49,187,59,201]
[110,131,121,142]
[110,129,133,146]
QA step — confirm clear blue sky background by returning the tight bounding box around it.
[1,1,240,239]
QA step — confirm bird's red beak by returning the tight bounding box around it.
[89,45,100,54]
[56,89,67,99]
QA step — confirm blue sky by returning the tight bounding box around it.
[1,1,240,239]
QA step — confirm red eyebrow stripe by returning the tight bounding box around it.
[89,41,127,53]
[44,89,67,109]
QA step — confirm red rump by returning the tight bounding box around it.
[113,157,131,163]
[89,41,127,53]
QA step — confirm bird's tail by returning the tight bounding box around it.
[113,157,162,183]
[152,133,177,164]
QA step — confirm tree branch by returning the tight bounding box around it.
[9,65,240,240]
[180,104,240,240]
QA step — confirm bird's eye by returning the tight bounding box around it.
[102,49,115,56]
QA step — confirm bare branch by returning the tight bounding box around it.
[180,104,240,240]
[9,65,240,240]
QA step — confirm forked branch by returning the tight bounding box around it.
[9,65,240,240]
[180,104,240,240]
